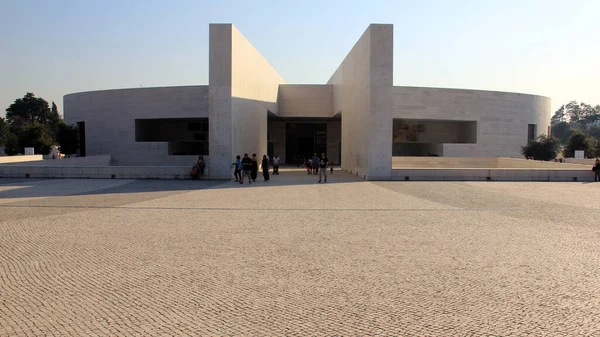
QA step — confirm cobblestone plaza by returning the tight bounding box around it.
[1,172,599,336]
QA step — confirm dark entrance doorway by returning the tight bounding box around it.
[76,121,86,157]
[285,122,327,161]
[297,137,314,157]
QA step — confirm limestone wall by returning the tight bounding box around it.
[1,155,111,166]
[0,165,193,179]
[209,24,285,178]
[392,157,497,168]
[327,121,341,165]
[277,85,333,118]
[64,86,209,165]
[391,156,590,169]
[497,157,589,169]
[327,24,393,180]
[391,168,594,182]
[393,87,551,157]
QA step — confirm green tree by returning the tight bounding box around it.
[589,138,600,158]
[587,125,600,140]
[17,123,53,155]
[3,133,20,155]
[551,105,566,124]
[6,93,53,133]
[47,101,62,141]
[0,117,8,147]
[550,121,572,144]
[564,131,594,158]
[56,123,79,157]
[565,101,584,129]
[521,135,560,161]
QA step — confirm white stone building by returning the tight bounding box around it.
[64,24,551,180]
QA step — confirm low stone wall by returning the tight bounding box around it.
[391,168,595,182]
[496,157,589,169]
[0,155,44,164]
[0,155,112,166]
[0,165,198,180]
[112,155,206,166]
[392,157,497,168]
[392,156,591,169]
[564,158,598,166]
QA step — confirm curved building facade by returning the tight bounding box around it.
[64,23,550,180]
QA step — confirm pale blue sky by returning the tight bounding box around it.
[1,0,598,115]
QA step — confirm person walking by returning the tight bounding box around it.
[262,155,270,182]
[318,153,329,183]
[312,153,319,175]
[273,154,280,175]
[197,155,206,176]
[241,153,253,184]
[233,155,242,182]
[593,158,600,182]
[251,153,259,182]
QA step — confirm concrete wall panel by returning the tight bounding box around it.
[393,87,551,157]
[208,24,234,178]
[230,25,285,162]
[328,24,393,179]
[277,85,333,117]
[209,24,285,177]
[64,86,209,165]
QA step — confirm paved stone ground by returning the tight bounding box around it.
[1,171,600,336]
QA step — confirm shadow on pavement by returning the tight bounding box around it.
[0,169,363,200]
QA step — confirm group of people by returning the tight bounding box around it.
[191,152,331,184]
[301,153,333,177]
[232,153,280,184]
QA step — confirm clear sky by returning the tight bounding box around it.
[1,0,598,116]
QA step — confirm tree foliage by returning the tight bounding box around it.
[6,93,54,132]
[0,117,8,147]
[550,101,600,158]
[564,131,594,158]
[521,135,560,161]
[3,133,20,156]
[550,121,572,144]
[56,123,79,156]
[3,93,63,156]
[17,123,53,155]
[551,101,600,141]
[47,101,61,140]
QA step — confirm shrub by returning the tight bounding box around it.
[521,135,560,161]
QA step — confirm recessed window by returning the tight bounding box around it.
[528,124,537,141]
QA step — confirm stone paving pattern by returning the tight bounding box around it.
[1,172,600,336]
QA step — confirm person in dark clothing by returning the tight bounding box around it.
[232,155,242,182]
[251,153,258,182]
[197,155,206,175]
[241,153,253,184]
[593,158,600,182]
[272,155,280,175]
[318,153,329,183]
[262,155,270,182]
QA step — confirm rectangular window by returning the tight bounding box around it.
[528,124,537,141]
[135,118,209,155]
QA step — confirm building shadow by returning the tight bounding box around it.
[0,170,364,200]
